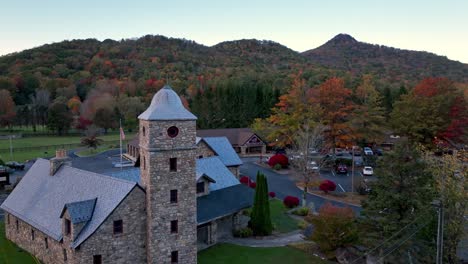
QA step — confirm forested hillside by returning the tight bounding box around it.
[303,34,468,84]
[0,34,466,133]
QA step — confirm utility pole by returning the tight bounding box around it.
[436,201,444,264]
[351,146,355,193]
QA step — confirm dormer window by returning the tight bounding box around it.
[197,182,205,194]
[64,219,71,235]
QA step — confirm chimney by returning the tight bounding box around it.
[50,149,71,176]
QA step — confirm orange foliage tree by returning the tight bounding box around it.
[317,77,355,150]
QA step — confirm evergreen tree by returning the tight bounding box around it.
[250,172,272,236]
[361,141,436,262]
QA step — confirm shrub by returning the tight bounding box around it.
[298,220,309,230]
[240,176,250,185]
[283,196,300,208]
[0,158,4,166]
[319,180,336,194]
[273,163,282,170]
[249,182,257,189]
[268,191,276,198]
[268,154,289,168]
[309,203,358,254]
[233,227,253,238]
[292,207,310,216]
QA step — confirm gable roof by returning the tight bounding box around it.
[60,198,97,224]
[0,159,137,248]
[196,157,240,191]
[201,137,242,166]
[197,184,254,225]
[197,128,264,146]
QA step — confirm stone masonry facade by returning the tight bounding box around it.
[4,187,146,264]
[140,119,197,264]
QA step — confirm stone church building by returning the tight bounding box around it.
[1,85,254,264]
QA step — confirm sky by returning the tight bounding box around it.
[1,0,467,63]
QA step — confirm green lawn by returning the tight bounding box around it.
[0,133,134,162]
[269,199,299,233]
[198,243,329,264]
[0,222,37,264]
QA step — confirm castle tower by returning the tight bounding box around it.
[138,85,197,264]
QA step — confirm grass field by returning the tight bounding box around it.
[0,222,37,264]
[198,243,329,264]
[0,133,134,162]
[269,199,300,233]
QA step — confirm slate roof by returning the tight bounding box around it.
[197,184,254,225]
[105,168,141,184]
[60,198,97,224]
[0,159,137,248]
[196,157,240,191]
[197,128,264,146]
[201,137,242,166]
[138,85,197,121]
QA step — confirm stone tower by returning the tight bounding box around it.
[138,85,198,264]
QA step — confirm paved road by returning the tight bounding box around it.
[240,157,362,214]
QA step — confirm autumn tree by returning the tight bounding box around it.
[0,89,16,128]
[47,100,73,135]
[351,75,385,144]
[307,203,358,255]
[29,89,51,131]
[318,77,355,151]
[252,73,321,147]
[391,77,467,145]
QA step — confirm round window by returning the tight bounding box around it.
[167,126,179,138]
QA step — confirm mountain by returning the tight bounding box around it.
[302,33,468,84]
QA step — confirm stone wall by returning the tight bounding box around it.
[4,212,69,264]
[140,119,197,264]
[74,187,147,264]
[197,141,215,158]
[3,186,147,264]
[227,166,240,179]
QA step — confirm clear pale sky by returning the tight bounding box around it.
[1,0,467,63]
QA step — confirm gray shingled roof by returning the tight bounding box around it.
[197,128,264,146]
[60,198,97,224]
[196,157,240,191]
[0,159,137,248]
[138,85,197,121]
[197,184,254,224]
[202,137,243,166]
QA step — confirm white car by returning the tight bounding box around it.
[363,166,374,176]
[363,147,374,156]
[308,161,319,171]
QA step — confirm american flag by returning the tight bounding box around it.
[120,127,126,140]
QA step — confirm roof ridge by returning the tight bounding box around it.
[60,164,137,186]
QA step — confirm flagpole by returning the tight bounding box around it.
[120,119,123,170]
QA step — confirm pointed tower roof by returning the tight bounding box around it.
[138,85,197,121]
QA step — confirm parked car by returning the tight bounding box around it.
[308,161,319,171]
[363,147,374,156]
[6,161,25,170]
[336,164,348,174]
[363,166,374,176]
[376,149,383,156]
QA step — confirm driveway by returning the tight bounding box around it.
[240,157,362,214]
